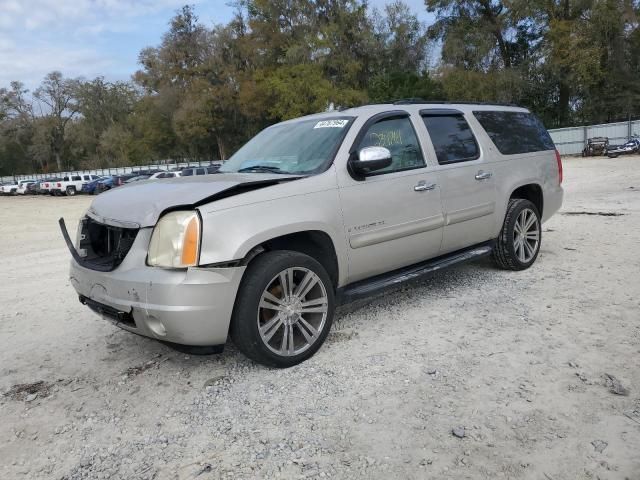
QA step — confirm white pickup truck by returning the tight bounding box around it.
[51,174,101,196]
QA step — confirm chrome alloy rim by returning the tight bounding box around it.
[257,267,329,357]
[513,208,540,263]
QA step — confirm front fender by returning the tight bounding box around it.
[197,187,349,285]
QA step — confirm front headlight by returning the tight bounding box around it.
[147,211,201,268]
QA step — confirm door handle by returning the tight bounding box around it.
[475,170,492,180]
[414,181,436,192]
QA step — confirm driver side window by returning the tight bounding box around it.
[357,117,425,174]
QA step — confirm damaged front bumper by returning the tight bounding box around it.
[63,222,245,347]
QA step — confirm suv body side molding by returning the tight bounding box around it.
[337,240,495,304]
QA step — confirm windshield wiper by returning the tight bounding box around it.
[237,165,289,174]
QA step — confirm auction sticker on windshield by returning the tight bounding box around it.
[314,120,349,129]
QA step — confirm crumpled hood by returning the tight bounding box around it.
[86,173,297,227]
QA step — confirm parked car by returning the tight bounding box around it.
[124,175,151,184]
[149,171,181,179]
[81,177,110,195]
[1,179,35,195]
[180,167,209,176]
[606,137,640,158]
[582,137,609,157]
[24,182,39,195]
[60,102,563,367]
[1,181,17,195]
[51,174,101,196]
[95,175,136,193]
[15,180,37,195]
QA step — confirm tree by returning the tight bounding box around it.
[33,72,80,170]
[74,78,138,164]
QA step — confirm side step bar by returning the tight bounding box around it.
[337,241,494,305]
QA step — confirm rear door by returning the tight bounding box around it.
[420,109,497,254]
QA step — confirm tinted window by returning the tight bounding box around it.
[196,168,206,175]
[182,169,193,176]
[473,111,555,155]
[357,116,425,174]
[422,114,479,164]
[72,176,81,181]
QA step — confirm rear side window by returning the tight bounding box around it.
[196,168,206,175]
[473,111,555,155]
[72,176,81,181]
[422,113,479,164]
[182,169,193,176]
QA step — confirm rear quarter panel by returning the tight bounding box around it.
[487,150,563,233]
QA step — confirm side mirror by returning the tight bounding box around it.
[349,146,392,177]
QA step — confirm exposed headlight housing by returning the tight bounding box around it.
[147,211,201,268]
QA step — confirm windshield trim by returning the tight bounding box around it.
[220,115,356,176]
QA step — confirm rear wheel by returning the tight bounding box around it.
[231,251,335,368]
[66,186,76,196]
[493,199,541,271]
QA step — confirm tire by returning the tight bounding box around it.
[66,186,76,196]
[493,199,542,271]
[230,250,335,368]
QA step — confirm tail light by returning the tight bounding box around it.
[57,182,61,187]
[555,149,563,184]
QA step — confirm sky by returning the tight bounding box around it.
[0,0,432,91]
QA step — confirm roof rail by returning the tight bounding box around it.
[391,99,520,107]
[392,98,430,105]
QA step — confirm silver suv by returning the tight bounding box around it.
[60,102,563,367]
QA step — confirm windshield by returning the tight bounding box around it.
[219,117,354,175]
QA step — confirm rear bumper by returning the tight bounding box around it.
[69,259,245,346]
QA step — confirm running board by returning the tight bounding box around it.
[337,241,494,305]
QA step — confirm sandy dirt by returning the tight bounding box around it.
[1,156,639,479]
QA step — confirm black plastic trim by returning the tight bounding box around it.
[59,217,139,272]
[348,110,410,156]
[419,108,464,116]
[59,218,85,265]
[337,241,495,305]
[79,295,135,327]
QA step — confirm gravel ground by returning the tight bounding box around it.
[1,156,639,480]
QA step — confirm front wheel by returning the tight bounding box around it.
[493,199,542,270]
[230,251,335,368]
